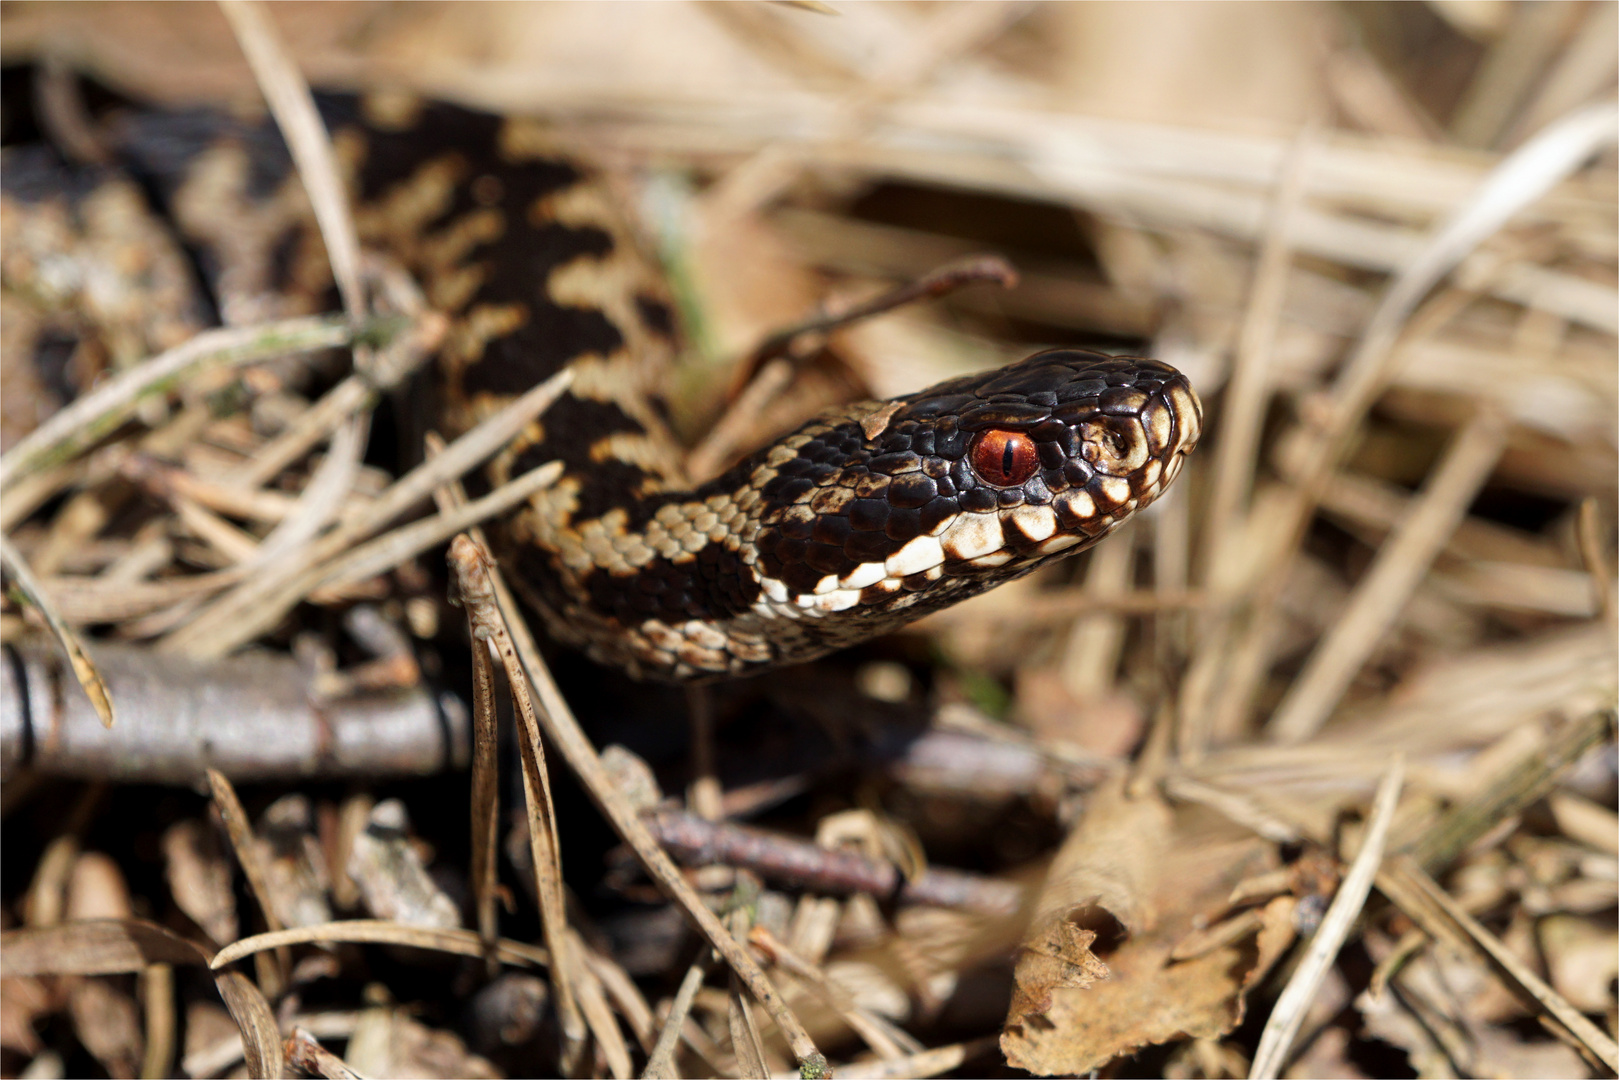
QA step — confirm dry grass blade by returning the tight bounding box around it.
[1198,126,1313,596]
[249,411,367,567]
[466,593,501,968]
[811,1037,1000,1079]
[204,769,289,993]
[642,952,713,1080]
[1380,857,1619,1071]
[751,925,922,1059]
[570,930,636,1080]
[209,920,549,969]
[213,970,284,1080]
[449,534,585,1063]
[1267,406,1509,742]
[1576,497,1614,624]
[140,962,176,1080]
[1406,707,1615,873]
[1248,754,1404,1079]
[159,366,571,658]
[1,533,114,726]
[729,966,772,1079]
[1340,99,1616,398]
[312,460,563,596]
[0,919,212,975]
[0,315,352,492]
[477,537,828,1075]
[218,0,364,321]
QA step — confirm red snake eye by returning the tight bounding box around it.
[970,429,1039,487]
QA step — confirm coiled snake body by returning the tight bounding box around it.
[3,95,1202,681]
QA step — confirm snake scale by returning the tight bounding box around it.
[1,93,1201,681]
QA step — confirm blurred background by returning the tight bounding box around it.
[1,3,1614,1078]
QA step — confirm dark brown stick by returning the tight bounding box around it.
[642,808,1026,917]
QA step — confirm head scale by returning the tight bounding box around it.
[750,348,1202,620]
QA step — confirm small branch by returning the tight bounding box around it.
[687,254,1018,482]
[1,639,464,783]
[641,808,1025,916]
[745,253,1018,370]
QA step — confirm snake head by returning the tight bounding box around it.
[751,349,1201,616]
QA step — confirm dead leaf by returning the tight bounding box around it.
[67,975,142,1079]
[162,818,240,945]
[345,798,460,929]
[1002,781,1294,1075]
[0,976,51,1054]
[64,851,133,922]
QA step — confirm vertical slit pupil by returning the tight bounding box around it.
[972,429,1037,487]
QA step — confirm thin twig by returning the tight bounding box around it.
[643,808,1025,916]
[744,254,1017,371]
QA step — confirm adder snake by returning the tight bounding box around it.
[2,95,1201,681]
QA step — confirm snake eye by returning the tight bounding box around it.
[970,429,1039,488]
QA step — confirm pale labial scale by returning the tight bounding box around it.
[885,534,945,578]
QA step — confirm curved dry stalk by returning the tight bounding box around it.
[210,920,550,970]
[0,534,114,727]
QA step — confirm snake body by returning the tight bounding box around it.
[2,94,1201,681]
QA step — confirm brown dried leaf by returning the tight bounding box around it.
[1002,781,1294,1075]
[0,976,52,1054]
[1007,919,1109,1021]
[64,851,133,922]
[346,1009,500,1079]
[344,799,460,929]
[180,1000,243,1079]
[68,975,143,1079]
[1,919,213,976]
[162,819,239,945]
